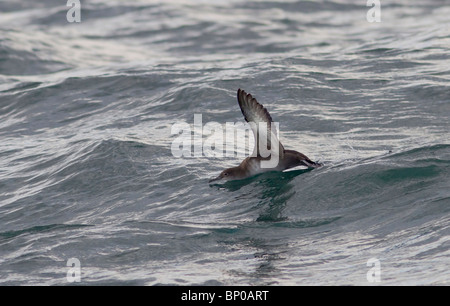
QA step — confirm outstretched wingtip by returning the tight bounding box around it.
[236,88,273,124]
[235,88,286,160]
[237,88,246,106]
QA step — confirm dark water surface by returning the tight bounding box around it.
[0,0,449,285]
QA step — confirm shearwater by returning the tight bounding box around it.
[209,89,321,182]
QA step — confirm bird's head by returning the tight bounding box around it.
[209,167,242,183]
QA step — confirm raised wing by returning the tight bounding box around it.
[237,89,284,160]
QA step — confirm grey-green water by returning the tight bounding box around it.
[0,0,449,285]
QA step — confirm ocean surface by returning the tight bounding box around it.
[0,0,449,285]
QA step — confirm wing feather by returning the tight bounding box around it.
[237,89,284,159]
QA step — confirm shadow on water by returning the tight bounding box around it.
[210,168,314,222]
[210,167,341,284]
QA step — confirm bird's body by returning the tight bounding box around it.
[209,89,321,182]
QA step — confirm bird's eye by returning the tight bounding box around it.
[224,173,228,176]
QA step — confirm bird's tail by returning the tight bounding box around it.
[302,158,323,168]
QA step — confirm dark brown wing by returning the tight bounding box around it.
[237,89,284,159]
